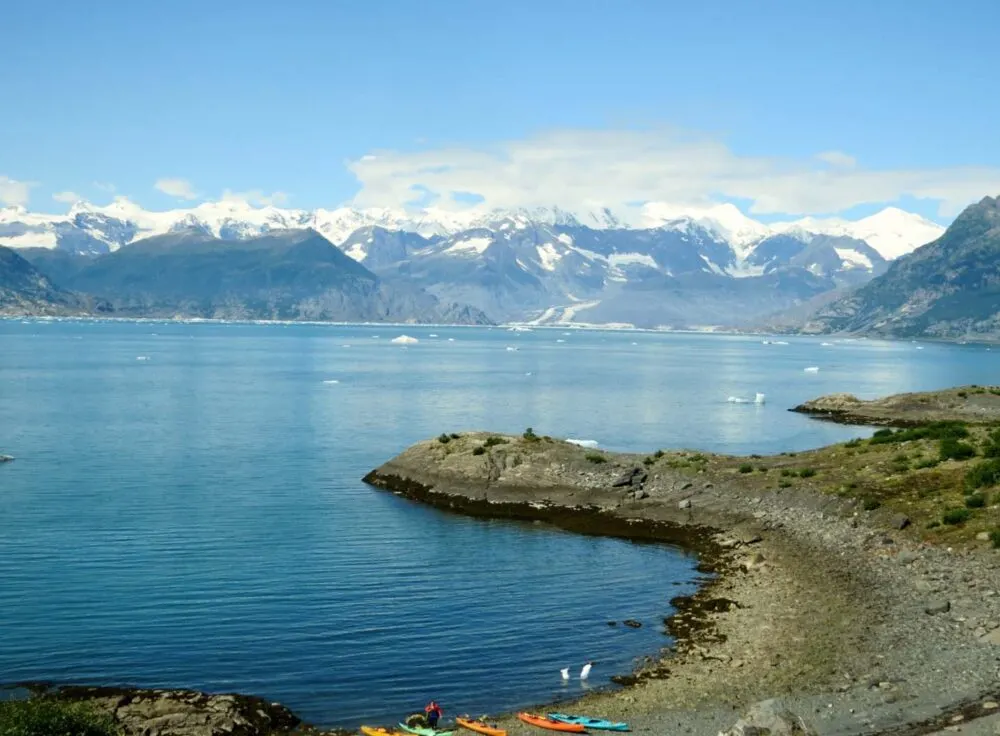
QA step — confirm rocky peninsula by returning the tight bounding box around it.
[363,389,1000,735]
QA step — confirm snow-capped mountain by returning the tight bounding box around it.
[0,196,950,327]
[770,207,945,260]
[0,197,944,259]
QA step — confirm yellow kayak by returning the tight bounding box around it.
[361,727,409,736]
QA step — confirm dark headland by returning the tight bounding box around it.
[363,387,1000,735]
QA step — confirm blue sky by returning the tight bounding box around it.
[2,0,999,221]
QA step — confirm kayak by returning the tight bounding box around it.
[516,714,586,733]
[456,718,506,736]
[397,724,454,736]
[546,714,630,732]
[361,728,409,736]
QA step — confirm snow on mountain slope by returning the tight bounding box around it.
[639,202,772,257]
[0,198,946,267]
[772,207,944,260]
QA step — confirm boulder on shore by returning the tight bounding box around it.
[717,699,817,736]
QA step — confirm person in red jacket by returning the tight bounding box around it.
[425,701,443,729]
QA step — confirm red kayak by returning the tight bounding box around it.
[517,714,586,733]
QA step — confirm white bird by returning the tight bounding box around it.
[560,668,570,680]
[580,662,593,680]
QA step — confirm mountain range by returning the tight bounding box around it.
[799,195,1000,339]
[3,230,491,324]
[0,198,945,328]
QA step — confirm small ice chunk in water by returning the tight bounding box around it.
[391,335,419,345]
[429,334,438,338]
[448,338,455,342]
[754,392,766,405]
[728,396,749,404]
[136,356,150,361]
[556,339,565,343]
[804,366,820,373]
[506,346,518,352]
[323,379,340,384]
[566,438,599,448]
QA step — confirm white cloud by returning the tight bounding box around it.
[347,128,1000,219]
[816,151,857,168]
[155,177,198,200]
[0,175,36,207]
[221,189,289,207]
[52,190,81,203]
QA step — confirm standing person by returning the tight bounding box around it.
[425,701,443,729]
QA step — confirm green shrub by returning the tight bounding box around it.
[990,529,1000,549]
[449,433,461,440]
[654,450,665,459]
[585,453,607,464]
[522,427,539,442]
[798,468,817,478]
[869,421,970,446]
[472,446,485,456]
[437,433,451,444]
[780,469,794,478]
[915,458,940,469]
[778,479,792,489]
[738,463,754,474]
[0,699,120,736]
[483,436,508,448]
[758,466,768,473]
[845,438,864,448]
[926,520,941,529]
[689,454,707,463]
[750,454,762,459]
[966,493,987,509]
[966,458,1000,490]
[939,438,977,461]
[642,457,654,466]
[958,391,968,398]
[862,497,881,511]
[942,508,972,525]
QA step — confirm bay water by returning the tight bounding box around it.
[1,320,996,725]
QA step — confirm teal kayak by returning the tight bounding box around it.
[546,714,630,732]
[398,725,454,736]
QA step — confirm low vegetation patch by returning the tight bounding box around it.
[939,438,977,461]
[869,421,970,446]
[522,427,540,442]
[483,436,508,448]
[966,493,987,508]
[738,463,754,474]
[943,508,972,525]
[585,452,607,464]
[966,458,1000,490]
[471,446,485,456]
[437,433,451,444]
[0,699,120,736]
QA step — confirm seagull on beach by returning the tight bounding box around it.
[580,662,593,680]
[560,667,570,680]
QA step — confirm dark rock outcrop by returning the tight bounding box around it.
[24,685,303,736]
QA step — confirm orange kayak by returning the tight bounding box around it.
[361,728,409,736]
[456,718,506,736]
[517,714,586,733]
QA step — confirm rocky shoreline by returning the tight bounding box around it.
[362,412,1000,735]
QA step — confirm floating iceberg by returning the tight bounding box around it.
[567,438,599,448]
[323,379,340,384]
[391,335,419,345]
[556,339,566,343]
[820,342,833,347]
[429,333,438,338]
[136,356,150,361]
[804,366,820,373]
[729,393,766,405]
[505,346,519,352]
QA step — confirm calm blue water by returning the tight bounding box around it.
[2,320,998,726]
